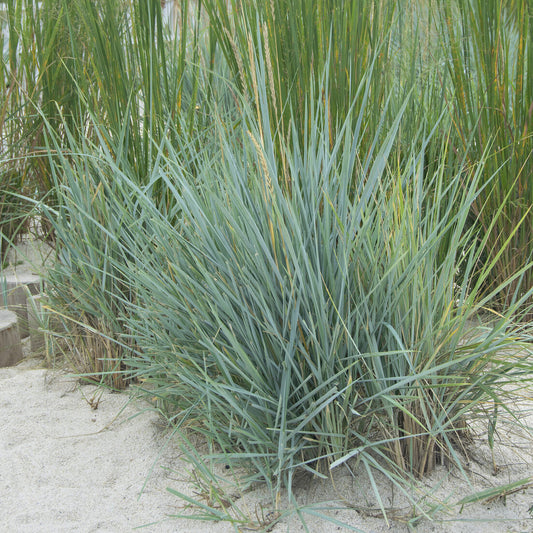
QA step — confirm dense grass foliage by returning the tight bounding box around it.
[1,0,533,526]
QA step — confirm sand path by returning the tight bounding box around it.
[1,357,532,533]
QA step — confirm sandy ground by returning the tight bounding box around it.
[1,354,533,533]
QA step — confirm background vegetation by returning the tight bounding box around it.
[1,0,532,528]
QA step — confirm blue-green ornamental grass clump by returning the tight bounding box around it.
[72,69,531,521]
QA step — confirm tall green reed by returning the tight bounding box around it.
[71,0,206,187]
[203,0,397,189]
[0,0,91,259]
[1,0,38,260]
[437,0,533,316]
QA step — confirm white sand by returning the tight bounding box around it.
[1,356,532,533]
